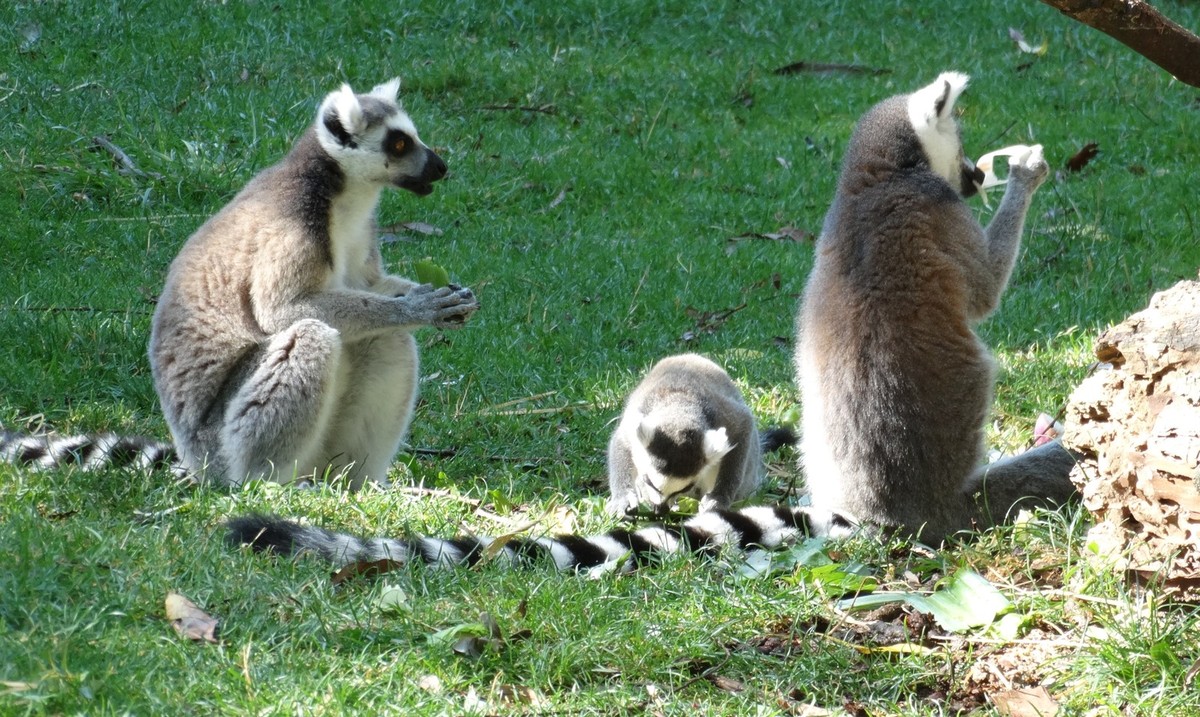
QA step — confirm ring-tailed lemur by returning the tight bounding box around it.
[2,79,478,488]
[606,353,795,518]
[227,505,857,574]
[795,72,1077,544]
[0,430,180,475]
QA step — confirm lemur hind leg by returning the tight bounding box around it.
[963,440,1080,530]
[219,319,343,486]
[320,330,420,490]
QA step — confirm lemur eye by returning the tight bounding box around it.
[393,138,406,153]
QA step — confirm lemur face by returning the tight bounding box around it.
[629,413,731,513]
[315,79,447,194]
[380,125,446,195]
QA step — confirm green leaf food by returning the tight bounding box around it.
[737,537,831,580]
[836,568,1010,633]
[414,258,451,288]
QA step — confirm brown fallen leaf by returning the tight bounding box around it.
[331,558,404,586]
[1065,143,1099,173]
[495,684,547,707]
[990,686,1060,717]
[683,303,748,340]
[165,591,220,644]
[705,673,746,693]
[477,521,539,565]
[772,61,890,77]
[775,693,835,717]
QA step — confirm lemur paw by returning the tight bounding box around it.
[1007,143,1049,189]
[430,285,479,328]
[606,493,640,519]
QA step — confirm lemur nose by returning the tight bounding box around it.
[426,149,447,180]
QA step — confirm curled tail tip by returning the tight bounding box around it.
[760,425,798,454]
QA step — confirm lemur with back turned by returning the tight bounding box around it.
[795,72,1077,544]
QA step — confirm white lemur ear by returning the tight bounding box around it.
[369,77,401,103]
[703,427,733,461]
[907,71,970,185]
[318,84,366,147]
[908,71,969,129]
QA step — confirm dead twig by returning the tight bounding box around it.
[477,103,557,115]
[91,135,164,180]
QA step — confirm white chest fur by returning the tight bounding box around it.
[326,186,381,290]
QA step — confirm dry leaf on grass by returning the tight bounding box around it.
[476,521,539,565]
[727,226,812,246]
[1187,657,1200,686]
[495,683,548,707]
[165,591,220,644]
[331,558,404,586]
[681,303,747,341]
[379,221,444,243]
[1065,143,1099,173]
[990,686,1059,717]
[379,221,443,236]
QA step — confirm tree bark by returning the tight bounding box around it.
[1038,0,1200,88]
[1063,276,1200,600]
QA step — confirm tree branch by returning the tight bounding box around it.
[1037,0,1200,88]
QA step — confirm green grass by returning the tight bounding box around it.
[3,0,1200,713]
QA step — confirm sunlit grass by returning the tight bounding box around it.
[2,0,1199,714]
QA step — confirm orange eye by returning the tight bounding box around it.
[393,139,406,153]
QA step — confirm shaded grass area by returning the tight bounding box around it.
[2,0,1199,713]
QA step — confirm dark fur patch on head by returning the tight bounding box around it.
[322,112,356,148]
[646,426,705,478]
[383,128,414,159]
[357,95,397,126]
[933,79,952,116]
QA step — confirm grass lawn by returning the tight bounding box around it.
[2,0,1199,714]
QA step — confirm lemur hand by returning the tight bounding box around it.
[1007,144,1049,191]
[431,284,479,328]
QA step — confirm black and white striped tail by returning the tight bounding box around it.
[227,505,858,574]
[0,429,180,474]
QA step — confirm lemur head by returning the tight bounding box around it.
[629,408,732,512]
[315,78,447,195]
[847,71,985,197]
[905,71,986,197]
